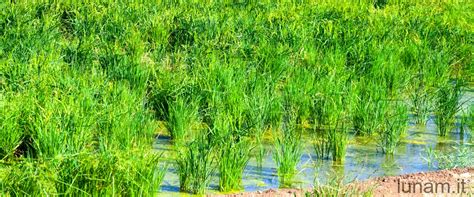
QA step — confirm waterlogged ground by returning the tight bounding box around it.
[156,93,473,196]
[155,123,472,196]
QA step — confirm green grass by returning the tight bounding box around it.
[311,72,350,162]
[434,80,464,136]
[210,109,253,192]
[378,103,408,154]
[175,133,214,194]
[166,95,199,144]
[308,175,374,197]
[273,110,303,188]
[246,78,273,169]
[328,123,349,162]
[409,73,434,125]
[466,105,474,136]
[217,135,252,192]
[313,136,331,160]
[424,144,474,170]
[351,79,388,136]
[0,149,166,195]
[1,0,472,195]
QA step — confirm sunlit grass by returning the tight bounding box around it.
[1,0,472,195]
[434,80,464,136]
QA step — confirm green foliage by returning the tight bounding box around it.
[273,111,303,188]
[468,105,474,134]
[1,0,472,195]
[166,95,199,144]
[351,79,388,136]
[434,80,464,136]
[175,134,214,194]
[307,175,373,197]
[0,150,166,196]
[378,103,408,154]
[218,135,252,192]
[424,145,474,170]
[409,71,434,125]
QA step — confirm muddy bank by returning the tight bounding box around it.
[210,167,473,197]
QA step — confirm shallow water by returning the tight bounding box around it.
[156,93,473,196]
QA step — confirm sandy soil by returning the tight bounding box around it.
[210,167,474,197]
[359,167,474,196]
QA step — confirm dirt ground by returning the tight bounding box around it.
[210,167,473,197]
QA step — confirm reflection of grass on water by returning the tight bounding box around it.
[381,155,402,176]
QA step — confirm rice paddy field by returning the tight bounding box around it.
[1,0,473,196]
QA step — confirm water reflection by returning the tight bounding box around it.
[156,115,473,195]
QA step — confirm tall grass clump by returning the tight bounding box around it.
[1,149,167,195]
[273,110,303,188]
[434,80,464,136]
[313,101,349,162]
[166,96,199,144]
[408,72,434,125]
[312,91,332,159]
[54,150,167,195]
[217,134,252,192]
[378,103,408,154]
[311,72,350,162]
[313,132,331,160]
[210,110,253,192]
[351,79,388,136]
[328,122,349,162]
[246,75,273,169]
[467,105,473,135]
[175,133,214,194]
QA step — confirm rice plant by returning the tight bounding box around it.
[273,110,303,188]
[311,74,350,162]
[1,149,167,195]
[434,80,464,136]
[424,144,474,170]
[328,122,349,162]
[351,79,388,136]
[378,103,408,154]
[467,105,474,135]
[209,109,253,192]
[246,77,272,169]
[459,98,473,136]
[408,74,433,125]
[166,96,199,145]
[314,116,349,162]
[217,134,253,192]
[175,133,214,194]
[1,0,472,195]
[313,108,349,162]
[313,135,331,160]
